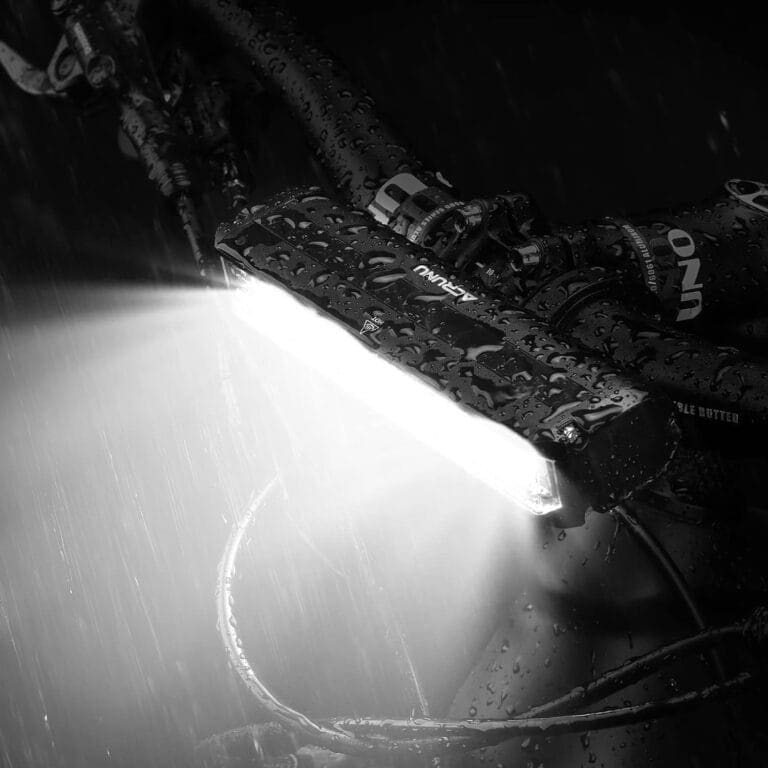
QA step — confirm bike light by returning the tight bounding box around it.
[216,188,679,525]
[229,269,562,515]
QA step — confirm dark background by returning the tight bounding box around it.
[1,2,768,767]
[3,0,768,285]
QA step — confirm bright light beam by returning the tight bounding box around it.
[229,271,561,515]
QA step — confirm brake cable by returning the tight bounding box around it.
[216,479,763,759]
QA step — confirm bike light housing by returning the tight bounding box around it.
[216,188,679,526]
[228,267,562,516]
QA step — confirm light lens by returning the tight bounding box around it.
[228,268,561,515]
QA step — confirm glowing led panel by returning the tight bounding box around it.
[230,274,561,515]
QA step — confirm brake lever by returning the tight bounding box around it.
[29,0,217,275]
[0,0,134,98]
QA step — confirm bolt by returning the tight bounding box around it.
[561,423,581,444]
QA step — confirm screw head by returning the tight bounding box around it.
[561,423,581,444]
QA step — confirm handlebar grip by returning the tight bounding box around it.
[561,179,768,325]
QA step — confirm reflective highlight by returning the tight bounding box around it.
[230,273,561,515]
